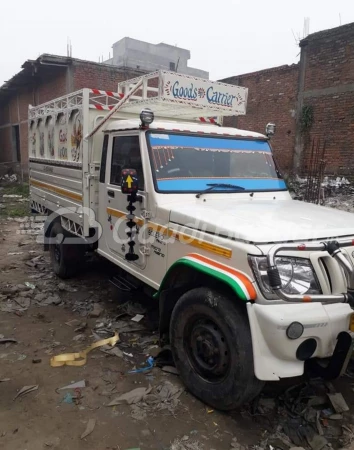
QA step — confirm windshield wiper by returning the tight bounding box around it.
[196,183,245,198]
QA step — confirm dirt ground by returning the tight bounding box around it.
[0,218,263,450]
[1,215,354,450]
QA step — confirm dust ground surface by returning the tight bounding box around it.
[0,219,262,450]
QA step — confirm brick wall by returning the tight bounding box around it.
[303,24,354,91]
[222,64,299,173]
[0,127,12,162]
[0,58,145,168]
[35,68,67,106]
[73,61,141,91]
[298,23,354,175]
[2,23,354,176]
[222,22,354,176]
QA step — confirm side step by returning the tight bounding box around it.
[109,275,140,292]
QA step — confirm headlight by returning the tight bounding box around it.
[249,256,321,300]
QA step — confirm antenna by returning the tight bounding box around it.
[67,37,72,57]
[303,17,310,38]
[175,56,180,72]
[339,13,342,25]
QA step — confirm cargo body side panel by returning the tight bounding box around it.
[28,89,134,236]
[29,161,84,225]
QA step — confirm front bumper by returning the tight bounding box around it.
[247,302,353,381]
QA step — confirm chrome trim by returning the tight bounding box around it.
[266,240,354,303]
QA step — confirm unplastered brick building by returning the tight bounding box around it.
[1,22,354,176]
[223,22,354,176]
[0,54,144,173]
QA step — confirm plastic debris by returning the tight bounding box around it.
[13,385,39,401]
[50,332,119,367]
[80,418,96,439]
[131,314,144,322]
[327,392,349,413]
[59,380,86,390]
[57,282,77,293]
[162,366,179,375]
[89,303,104,318]
[128,356,154,374]
[108,386,152,406]
[24,282,36,290]
[170,437,203,450]
[0,338,18,344]
[62,392,74,404]
[100,346,124,358]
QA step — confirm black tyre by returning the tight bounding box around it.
[170,287,264,410]
[49,222,85,279]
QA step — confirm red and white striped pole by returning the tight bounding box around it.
[85,79,143,140]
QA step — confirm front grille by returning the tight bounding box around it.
[319,257,332,292]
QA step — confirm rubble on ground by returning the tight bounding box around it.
[290,176,354,213]
[243,378,354,450]
[0,173,18,183]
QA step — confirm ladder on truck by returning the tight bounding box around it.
[87,70,248,138]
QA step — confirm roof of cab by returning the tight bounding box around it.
[104,119,267,139]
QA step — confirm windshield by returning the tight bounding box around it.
[147,132,286,193]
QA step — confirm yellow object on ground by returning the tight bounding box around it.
[50,332,119,367]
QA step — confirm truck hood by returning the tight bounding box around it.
[169,199,354,243]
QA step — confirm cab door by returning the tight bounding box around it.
[99,132,146,269]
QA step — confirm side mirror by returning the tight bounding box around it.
[121,168,139,194]
[265,123,276,137]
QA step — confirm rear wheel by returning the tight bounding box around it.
[49,222,85,279]
[170,287,264,410]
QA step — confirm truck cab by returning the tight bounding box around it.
[29,71,354,411]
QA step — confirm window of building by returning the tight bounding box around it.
[169,62,176,71]
[12,125,21,162]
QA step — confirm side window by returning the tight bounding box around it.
[110,136,144,190]
[99,134,109,183]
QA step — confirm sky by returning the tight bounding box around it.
[1,0,354,86]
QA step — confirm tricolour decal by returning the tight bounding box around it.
[157,253,256,302]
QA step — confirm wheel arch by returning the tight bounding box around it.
[157,253,257,335]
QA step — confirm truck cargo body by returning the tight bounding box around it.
[29,88,131,236]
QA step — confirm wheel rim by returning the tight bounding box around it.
[185,317,230,382]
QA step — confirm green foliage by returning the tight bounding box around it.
[300,105,314,134]
[0,183,30,217]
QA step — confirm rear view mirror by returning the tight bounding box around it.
[121,169,139,194]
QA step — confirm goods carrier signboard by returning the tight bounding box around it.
[161,72,248,115]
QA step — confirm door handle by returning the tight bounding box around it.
[107,190,115,198]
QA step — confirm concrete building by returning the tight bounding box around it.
[105,37,209,79]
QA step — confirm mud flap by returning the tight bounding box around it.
[306,332,354,380]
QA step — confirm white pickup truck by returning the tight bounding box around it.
[29,71,354,410]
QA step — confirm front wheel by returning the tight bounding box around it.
[49,222,85,279]
[170,287,264,410]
